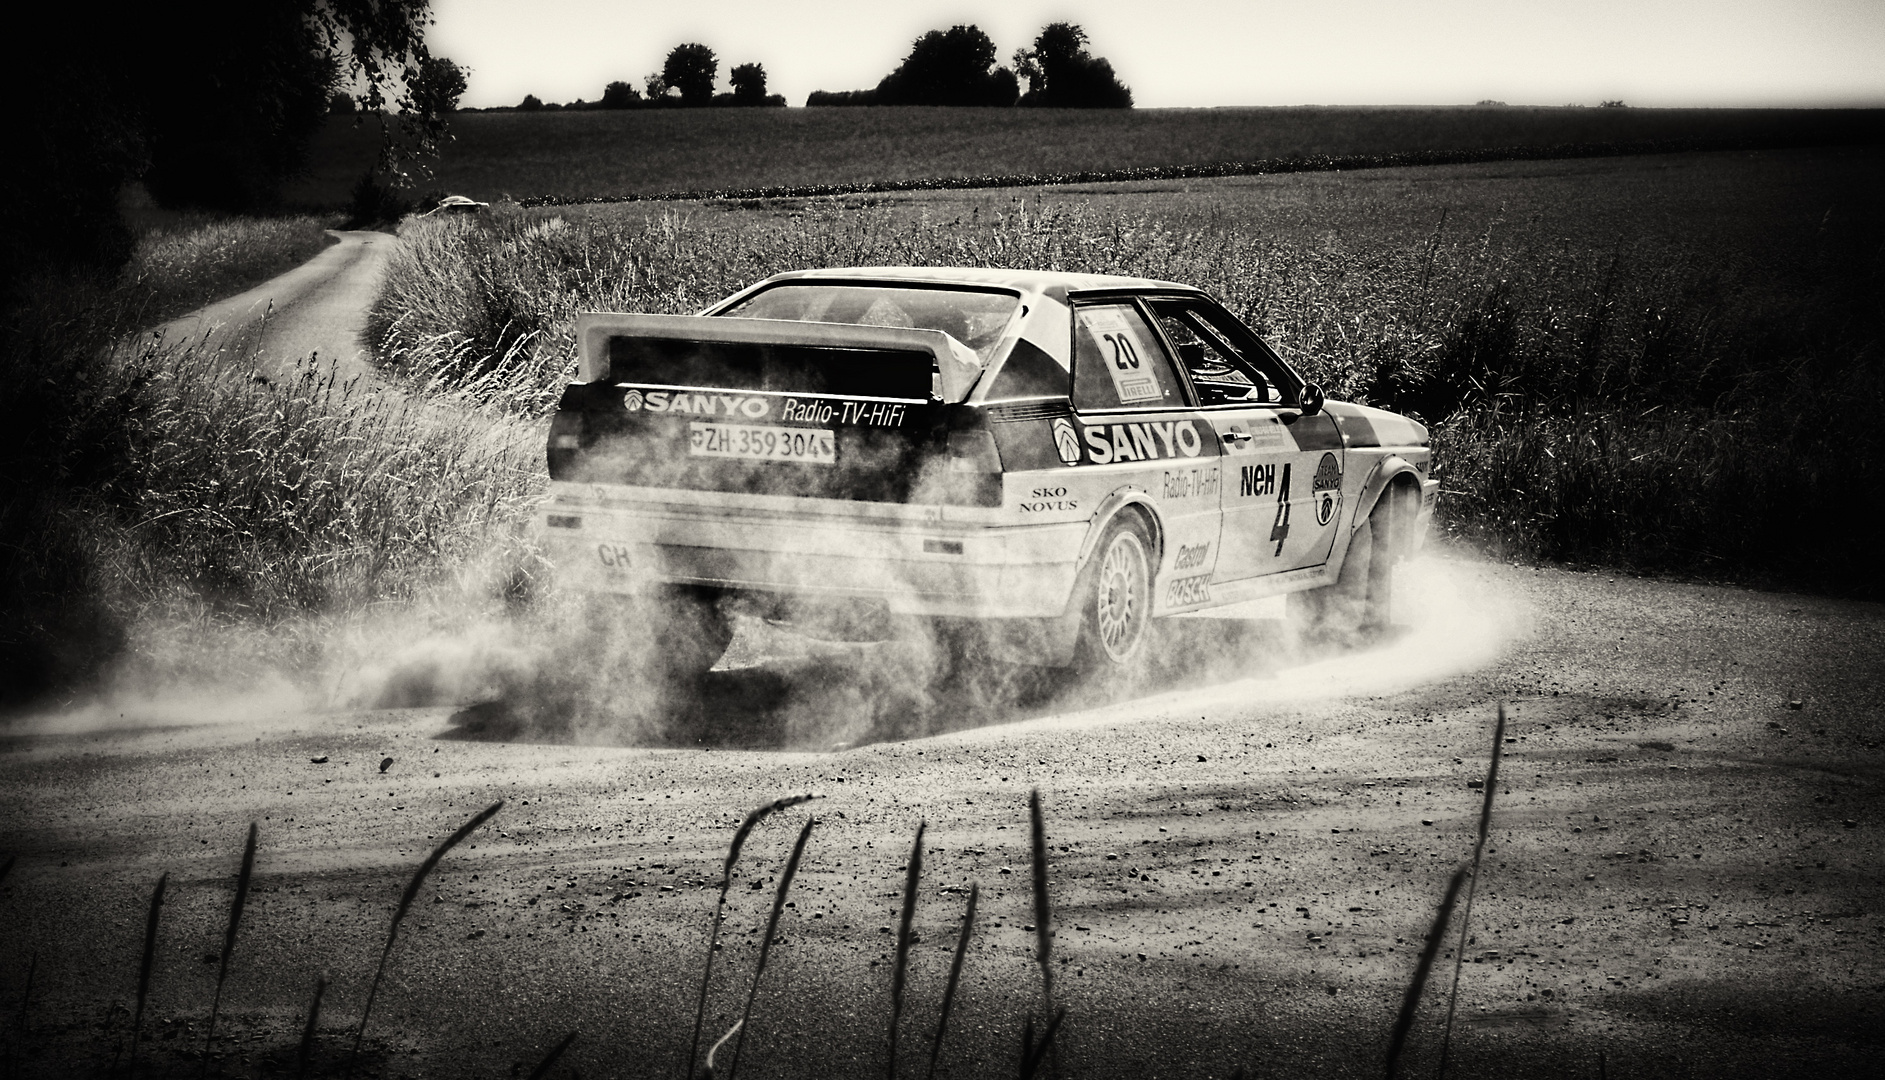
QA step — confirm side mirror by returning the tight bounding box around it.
[1299,382,1325,415]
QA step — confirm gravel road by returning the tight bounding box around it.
[141,230,395,384]
[2,553,1879,1079]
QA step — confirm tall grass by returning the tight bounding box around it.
[201,822,257,1073]
[119,214,335,326]
[2,210,527,707]
[369,159,1883,595]
[351,800,503,1071]
[686,794,816,1080]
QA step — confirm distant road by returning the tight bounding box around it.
[142,229,396,382]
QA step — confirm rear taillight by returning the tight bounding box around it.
[946,429,1001,473]
[547,410,585,475]
[926,409,1002,506]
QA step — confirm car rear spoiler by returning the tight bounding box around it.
[574,312,987,403]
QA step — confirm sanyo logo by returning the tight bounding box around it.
[625,390,770,419]
[1081,420,1204,465]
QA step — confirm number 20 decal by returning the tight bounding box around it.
[1104,332,1141,370]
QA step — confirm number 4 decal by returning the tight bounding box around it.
[1269,462,1292,556]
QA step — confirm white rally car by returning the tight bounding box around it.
[540,267,1437,680]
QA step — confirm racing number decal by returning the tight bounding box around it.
[1083,307,1163,404]
[1268,463,1292,556]
[1106,331,1140,371]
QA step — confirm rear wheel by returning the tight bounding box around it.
[1073,515,1154,673]
[580,586,733,683]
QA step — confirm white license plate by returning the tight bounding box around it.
[688,421,835,465]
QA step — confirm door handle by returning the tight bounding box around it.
[1220,430,1252,446]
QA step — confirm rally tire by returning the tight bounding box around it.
[1073,515,1155,673]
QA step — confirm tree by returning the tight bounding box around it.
[662,43,718,105]
[5,0,448,280]
[601,81,641,109]
[1014,22,1133,108]
[410,56,469,115]
[876,25,1018,106]
[519,93,544,111]
[729,63,768,105]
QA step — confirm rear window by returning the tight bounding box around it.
[719,284,1021,363]
[608,337,934,400]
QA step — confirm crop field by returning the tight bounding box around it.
[286,106,1884,207]
[370,144,1884,599]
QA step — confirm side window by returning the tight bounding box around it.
[1151,300,1296,406]
[1071,302,1186,412]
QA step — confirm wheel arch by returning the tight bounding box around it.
[1350,456,1425,561]
[1073,489,1166,577]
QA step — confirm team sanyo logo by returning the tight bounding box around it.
[621,389,645,412]
[637,391,770,419]
[1312,452,1342,526]
[1051,417,1081,466]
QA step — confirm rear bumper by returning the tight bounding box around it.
[538,482,1085,618]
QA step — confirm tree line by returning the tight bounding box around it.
[500,22,1130,113]
[812,23,1131,108]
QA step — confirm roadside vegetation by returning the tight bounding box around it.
[369,147,1883,600]
[0,209,537,707]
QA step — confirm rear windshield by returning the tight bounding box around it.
[608,337,935,400]
[719,284,1020,363]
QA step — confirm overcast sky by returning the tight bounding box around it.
[428,0,1885,110]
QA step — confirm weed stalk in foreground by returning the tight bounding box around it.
[1436,704,1508,1078]
[925,883,979,1080]
[685,793,815,1080]
[527,1029,578,1080]
[1383,864,1468,1079]
[887,821,926,1080]
[726,816,817,1080]
[349,800,503,1073]
[201,821,257,1076]
[129,871,168,1074]
[297,976,326,1080]
[1027,789,1058,1075]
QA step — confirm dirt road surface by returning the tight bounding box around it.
[140,230,395,383]
[2,552,1880,1079]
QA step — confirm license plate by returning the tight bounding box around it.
[688,421,835,465]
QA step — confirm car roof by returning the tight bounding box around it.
[763,265,1199,300]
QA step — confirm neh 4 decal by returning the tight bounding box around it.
[1312,452,1343,526]
[1079,420,1207,464]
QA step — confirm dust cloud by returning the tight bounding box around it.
[1,550,1521,751]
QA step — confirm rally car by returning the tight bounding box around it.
[540,267,1438,680]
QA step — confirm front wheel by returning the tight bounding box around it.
[1073,515,1155,673]
[1290,488,1407,643]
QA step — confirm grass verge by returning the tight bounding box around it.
[368,147,1883,597]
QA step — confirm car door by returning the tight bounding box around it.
[1147,297,1345,583]
[1066,298,1224,609]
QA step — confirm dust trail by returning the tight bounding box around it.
[933,552,1526,742]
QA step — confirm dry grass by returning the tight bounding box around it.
[201,821,258,1071]
[368,146,1883,597]
[350,800,504,1070]
[687,794,817,1079]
